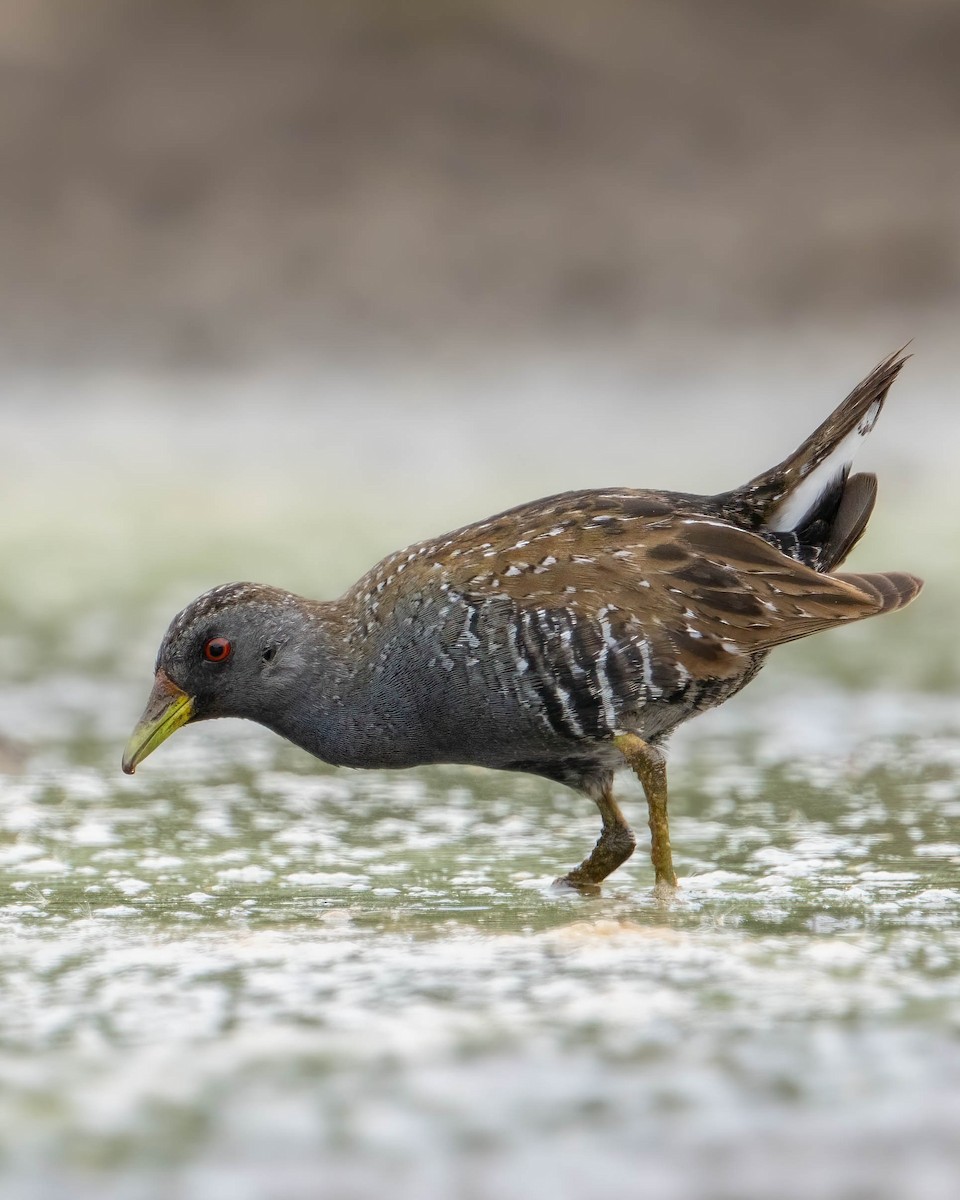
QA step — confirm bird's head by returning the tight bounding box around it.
[121,582,316,774]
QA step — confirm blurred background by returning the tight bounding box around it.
[1,0,956,665]
[3,0,960,367]
[1,3,960,1200]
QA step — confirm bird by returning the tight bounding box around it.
[122,352,922,892]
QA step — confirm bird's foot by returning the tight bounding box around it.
[551,872,603,896]
[653,874,680,902]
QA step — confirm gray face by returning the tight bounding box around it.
[122,582,320,774]
[156,582,312,723]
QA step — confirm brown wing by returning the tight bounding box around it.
[630,517,920,661]
[426,500,921,683]
[347,491,920,740]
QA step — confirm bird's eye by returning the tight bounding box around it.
[203,637,232,663]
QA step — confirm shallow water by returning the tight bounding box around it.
[0,360,958,1199]
[2,680,960,1200]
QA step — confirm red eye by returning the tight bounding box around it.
[203,637,232,663]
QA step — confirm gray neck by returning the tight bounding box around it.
[255,602,427,769]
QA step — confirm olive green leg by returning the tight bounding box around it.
[556,779,637,893]
[614,733,679,889]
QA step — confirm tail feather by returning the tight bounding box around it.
[835,570,924,615]
[742,349,909,534]
[820,471,877,569]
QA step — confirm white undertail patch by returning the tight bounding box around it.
[767,400,881,533]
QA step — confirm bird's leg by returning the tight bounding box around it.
[556,777,637,893]
[613,734,678,889]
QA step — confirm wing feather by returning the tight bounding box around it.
[443,506,917,683]
[349,490,920,715]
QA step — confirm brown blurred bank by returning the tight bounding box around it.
[0,0,958,368]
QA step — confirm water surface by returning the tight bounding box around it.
[0,364,956,1200]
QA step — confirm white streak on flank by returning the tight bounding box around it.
[638,639,663,697]
[504,565,523,577]
[460,605,480,649]
[559,623,585,678]
[721,640,740,654]
[529,609,585,738]
[545,527,565,537]
[513,540,530,549]
[597,616,620,729]
[552,678,585,737]
[768,400,881,532]
[503,618,520,669]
